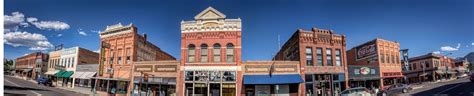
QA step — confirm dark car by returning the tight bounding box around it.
[470,73,474,82]
[379,84,412,96]
[36,77,52,86]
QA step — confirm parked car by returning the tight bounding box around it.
[457,73,468,79]
[379,84,412,96]
[341,87,374,96]
[470,73,474,82]
[36,77,52,86]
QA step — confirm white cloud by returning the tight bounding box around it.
[432,51,441,54]
[91,30,101,33]
[456,43,461,49]
[78,29,87,36]
[27,17,70,30]
[4,31,54,51]
[94,49,100,53]
[4,12,29,33]
[57,34,63,37]
[472,43,474,46]
[440,46,458,51]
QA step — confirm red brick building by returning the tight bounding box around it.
[346,38,403,89]
[274,28,348,96]
[404,53,456,83]
[177,7,242,96]
[94,23,175,96]
[15,52,49,80]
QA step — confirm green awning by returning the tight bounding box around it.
[54,70,66,77]
[61,71,74,78]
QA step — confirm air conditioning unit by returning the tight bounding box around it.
[107,68,114,73]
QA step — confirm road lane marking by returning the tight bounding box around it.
[5,78,43,96]
[436,82,466,94]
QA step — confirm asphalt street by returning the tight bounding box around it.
[402,77,474,96]
[4,76,87,96]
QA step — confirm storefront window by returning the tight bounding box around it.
[224,71,236,81]
[185,71,237,96]
[185,71,194,81]
[210,71,222,82]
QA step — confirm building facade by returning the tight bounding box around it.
[274,28,348,96]
[43,47,99,88]
[346,38,403,90]
[95,23,175,95]
[131,60,179,96]
[15,52,49,80]
[404,53,456,83]
[177,7,242,96]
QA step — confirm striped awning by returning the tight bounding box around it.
[70,72,86,78]
[77,72,96,79]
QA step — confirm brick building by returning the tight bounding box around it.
[404,53,456,83]
[15,52,49,80]
[94,23,176,95]
[274,28,348,96]
[130,60,179,96]
[178,7,242,96]
[346,38,403,89]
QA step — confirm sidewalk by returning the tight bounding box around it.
[9,75,93,96]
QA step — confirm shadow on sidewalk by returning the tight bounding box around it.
[4,85,50,91]
[4,92,27,96]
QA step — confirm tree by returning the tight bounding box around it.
[4,59,14,71]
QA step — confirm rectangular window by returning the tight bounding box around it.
[335,49,342,66]
[188,49,195,63]
[391,55,395,64]
[316,48,323,66]
[425,61,430,68]
[126,56,130,64]
[380,54,385,63]
[396,55,400,64]
[413,63,417,70]
[71,58,75,67]
[226,48,234,63]
[201,48,208,62]
[386,54,390,64]
[213,49,220,62]
[109,57,114,64]
[326,49,333,66]
[118,57,122,64]
[305,47,313,66]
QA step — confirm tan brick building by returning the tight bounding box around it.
[178,7,242,96]
[404,53,456,83]
[15,52,49,80]
[346,38,403,89]
[130,60,179,96]
[274,28,348,96]
[94,23,176,96]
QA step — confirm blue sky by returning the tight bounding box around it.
[4,0,474,60]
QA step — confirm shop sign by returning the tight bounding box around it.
[134,65,153,72]
[356,41,377,60]
[154,65,176,72]
[349,66,379,79]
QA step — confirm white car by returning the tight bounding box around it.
[341,87,374,96]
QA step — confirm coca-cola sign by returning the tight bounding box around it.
[356,41,377,60]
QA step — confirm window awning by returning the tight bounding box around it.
[243,74,303,85]
[70,72,86,78]
[54,70,66,77]
[61,71,74,78]
[77,72,96,79]
[45,70,60,75]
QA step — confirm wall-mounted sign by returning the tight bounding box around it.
[349,66,379,79]
[134,65,153,72]
[245,65,297,73]
[356,41,378,60]
[155,65,177,72]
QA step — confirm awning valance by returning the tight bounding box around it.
[61,71,74,78]
[243,74,303,85]
[45,70,60,75]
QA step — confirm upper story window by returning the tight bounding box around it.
[391,55,395,64]
[413,63,417,70]
[385,54,390,64]
[335,49,342,66]
[188,44,196,63]
[305,47,313,66]
[226,43,234,63]
[201,44,208,63]
[425,61,430,68]
[316,48,323,66]
[380,54,385,63]
[126,48,131,64]
[213,44,221,63]
[326,49,333,66]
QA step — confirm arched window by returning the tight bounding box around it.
[226,43,235,63]
[200,44,208,63]
[188,44,196,63]
[213,44,221,62]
